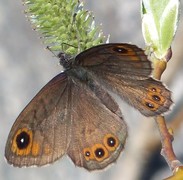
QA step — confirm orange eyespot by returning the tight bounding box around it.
[142,99,161,111]
[11,128,33,156]
[112,45,139,61]
[148,85,161,93]
[146,89,165,106]
[103,134,119,151]
[91,144,109,162]
[145,101,156,109]
[83,147,95,161]
[151,87,157,92]
[152,95,161,102]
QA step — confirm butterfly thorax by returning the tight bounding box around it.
[57,52,89,84]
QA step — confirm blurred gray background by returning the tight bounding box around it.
[1,0,183,180]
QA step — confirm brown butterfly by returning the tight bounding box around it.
[5,43,172,171]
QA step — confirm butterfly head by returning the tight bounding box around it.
[58,52,74,70]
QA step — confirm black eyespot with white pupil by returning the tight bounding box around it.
[16,131,30,149]
[113,47,128,54]
[85,151,91,157]
[151,87,157,92]
[152,95,161,101]
[145,102,155,109]
[95,148,105,158]
[107,137,116,147]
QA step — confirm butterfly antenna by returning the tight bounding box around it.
[46,46,58,58]
[61,43,78,50]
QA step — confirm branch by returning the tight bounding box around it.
[141,0,183,179]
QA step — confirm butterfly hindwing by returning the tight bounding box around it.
[75,43,172,116]
[66,76,127,170]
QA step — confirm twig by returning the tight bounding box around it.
[155,116,181,171]
[152,56,182,173]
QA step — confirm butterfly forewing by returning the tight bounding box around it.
[5,73,72,167]
[75,43,152,78]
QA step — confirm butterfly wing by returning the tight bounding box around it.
[76,43,152,78]
[5,71,127,170]
[75,43,172,116]
[5,73,72,167]
[66,76,127,170]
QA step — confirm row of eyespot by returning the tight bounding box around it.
[83,134,119,162]
[12,128,119,161]
[143,86,164,110]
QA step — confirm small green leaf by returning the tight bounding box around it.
[141,0,180,59]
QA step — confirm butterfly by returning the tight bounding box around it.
[5,43,172,171]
